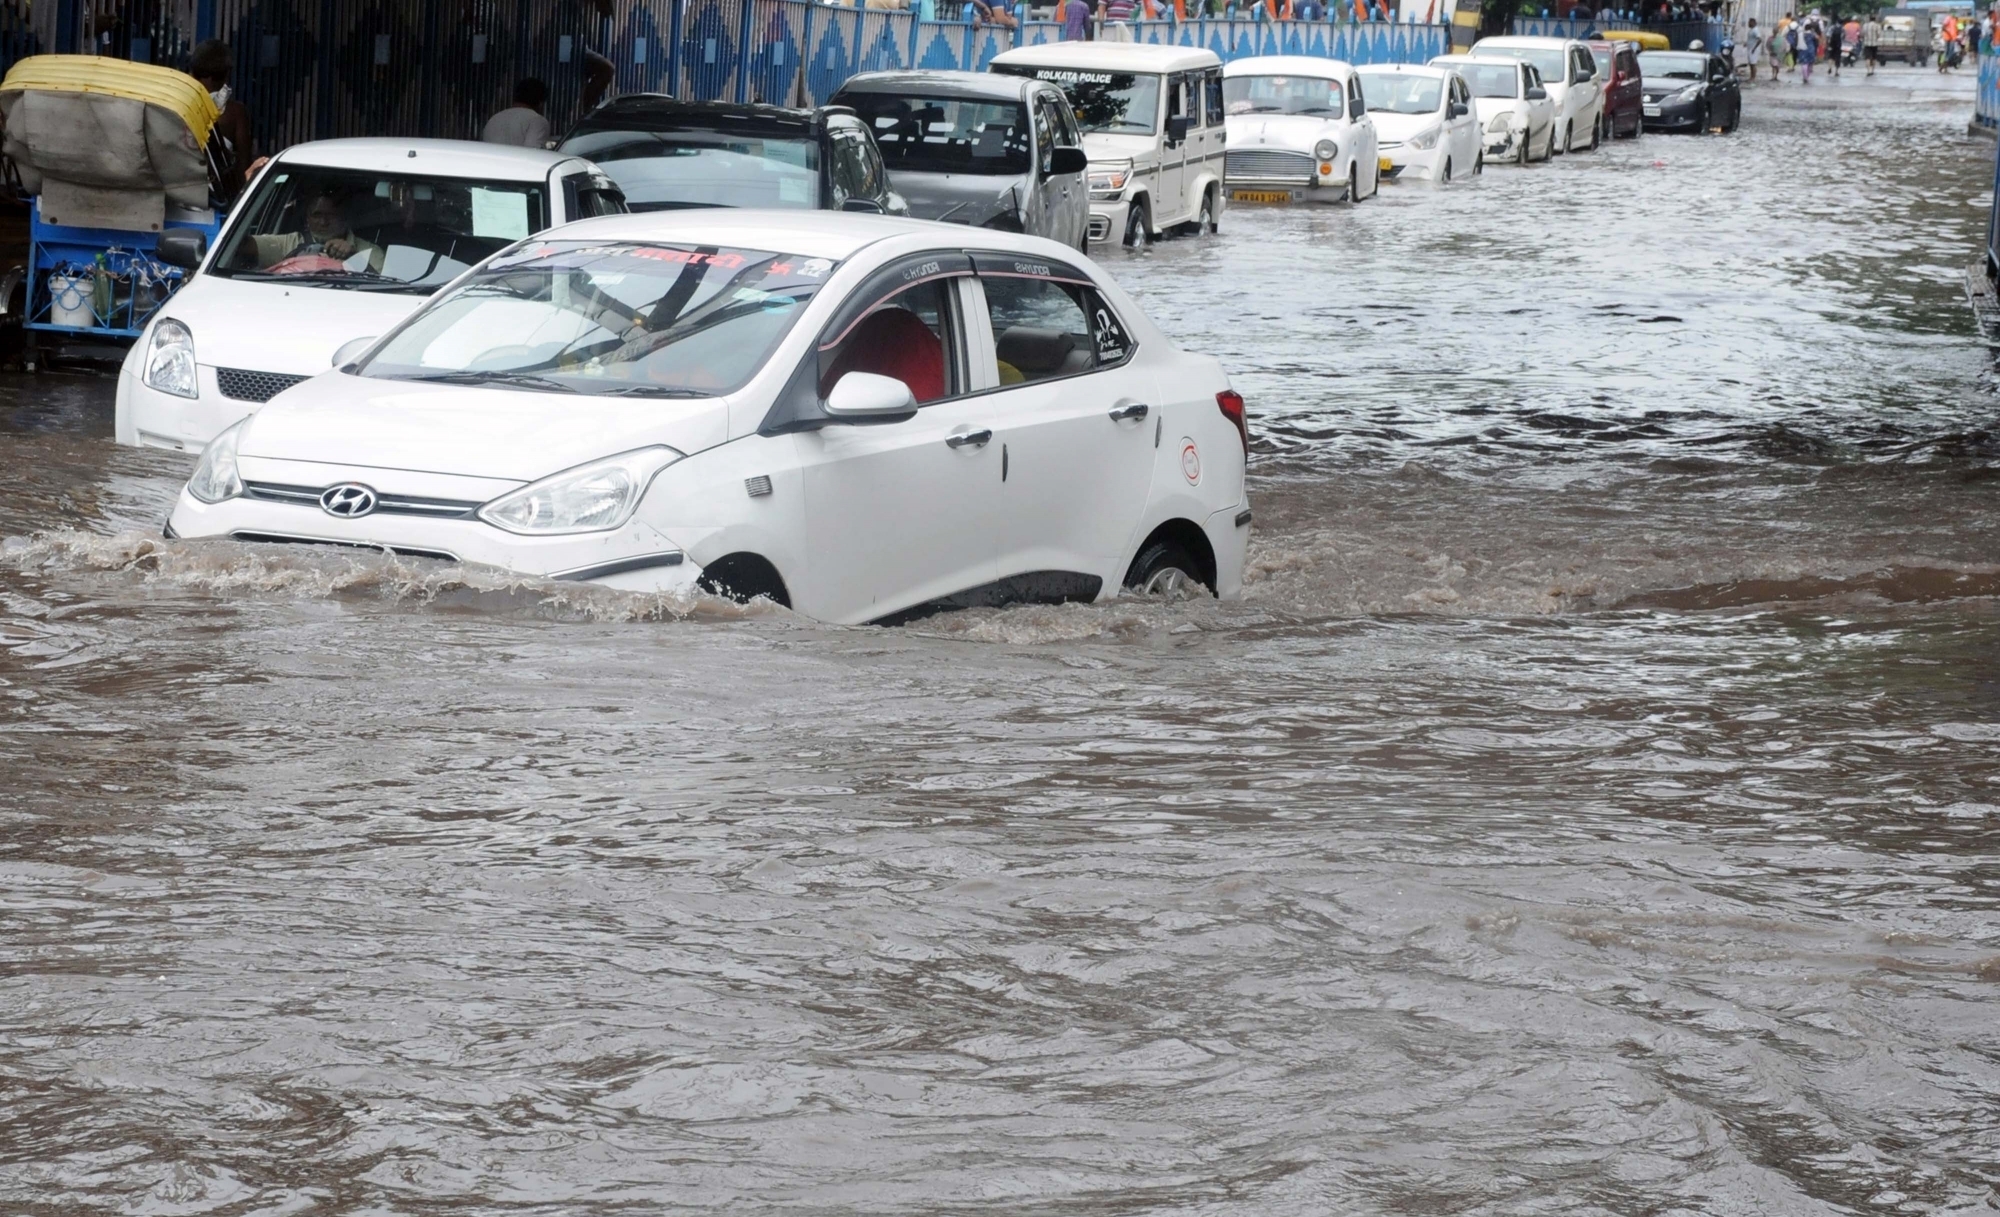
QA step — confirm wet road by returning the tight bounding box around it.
[5,69,2000,1214]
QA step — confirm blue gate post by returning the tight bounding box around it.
[736,0,756,100]
[195,0,216,43]
[800,0,819,101]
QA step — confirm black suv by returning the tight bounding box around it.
[558,98,907,215]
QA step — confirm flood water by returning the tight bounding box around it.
[5,70,2000,1214]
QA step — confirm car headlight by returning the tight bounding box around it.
[1673,84,1703,101]
[477,446,685,536]
[1087,164,1131,194]
[143,317,198,399]
[1486,112,1514,133]
[1314,138,1339,161]
[186,417,245,504]
[1410,126,1440,150]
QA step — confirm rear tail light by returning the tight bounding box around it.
[1216,389,1248,456]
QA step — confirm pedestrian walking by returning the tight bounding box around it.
[1800,20,1818,80]
[1061,0,1092,38]
[1827,16,1843,75]
[1768,18,1787,75]
[1744,17,1765,78]
[1940,12,1960,69]
[1862,11,1881,73]
[1784,17,1800,70]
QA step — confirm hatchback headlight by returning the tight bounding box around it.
[1673,83,1703,101]
[1313,138,1339,161]
[187,417,245,504]
[143,318,198,399]
[1410,126,1440,150]
[477,446,685,536]
[1486,112,1514,133]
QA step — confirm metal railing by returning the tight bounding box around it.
[1511,15,1729,49]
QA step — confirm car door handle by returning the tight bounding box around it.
[946,428,992,449]
[1108,402,1149,422]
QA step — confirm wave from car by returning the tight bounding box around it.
[162,212,1251,625]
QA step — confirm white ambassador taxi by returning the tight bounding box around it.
[116,138,624,453]
[1220,56,1380,206]
[990,43,1226,247]
[1466,35,1603,155]
[1353,64,1482,184]
[163,212,1252,626]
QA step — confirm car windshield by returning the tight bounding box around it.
[1476,44,1567,81]
[842,93,1030,175]
[558,128,820,211]
[1355,72,1442,115]
[1221,74,1343,116]
[1456,62,1522,98]
[211,166,548,294]
[992,65,1160,134]
[1639,52,1707,80]
[357,241,835,398]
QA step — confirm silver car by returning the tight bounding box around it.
[831,71,1090,254]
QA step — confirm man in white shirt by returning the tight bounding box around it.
[482,78,552,147]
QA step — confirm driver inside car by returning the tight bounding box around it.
[245,192,385,272]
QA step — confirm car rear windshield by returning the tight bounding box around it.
[992,65,1159,135]
[1476,44,1567,81]
[210,166,549,294]
[1638,52,1706,79]
[841,93,1030,175]
[559,128,820,211]
[1354,72,1441,115]
[1221,73,1343,116]
[1455,62,1521,98]
[357,241,837,398]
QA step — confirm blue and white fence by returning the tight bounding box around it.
[1511,15,1729,50]
[1977,50,1999,130]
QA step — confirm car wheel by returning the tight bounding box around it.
[698,554,791,608]
[1475,149,1484,174]
[1588,112,1601,150]
[1724,100,1740,132]
[1696,102,1710,134]
[1124,540,1207,600]
[1559,121,1571,155]
[1122,200,1149,248]
[1198,187,1218,235]
[1441,157,1452,184]
[1517,131,1531,165]
[1346,164,1359,203]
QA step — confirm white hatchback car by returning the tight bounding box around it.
[163,212,1252,626]
[1221,56,1380,206]
[116,138,624,453]
[1466,36,1603,155]
[1352,64,1482,184]
[1433,55,1557,165]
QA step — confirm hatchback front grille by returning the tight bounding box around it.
[242,481,483,519]
[216,367,310,403]
[1225,149,1314,182]
[230,532,459,563]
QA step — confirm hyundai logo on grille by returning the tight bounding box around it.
[318,483,378,518]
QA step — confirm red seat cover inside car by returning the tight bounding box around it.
[821,307,944,403]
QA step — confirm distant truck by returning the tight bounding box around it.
[1876,10,1929,64]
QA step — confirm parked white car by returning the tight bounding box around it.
[1219,56,1379,206]
[1353,64,1482,184]
[1467,35,1603,155]
[162,212,1252,626]
[115,139,623,453]
[990,43,1226,247]
[1432,55,1556,165]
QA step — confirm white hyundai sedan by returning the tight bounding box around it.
[163,212,1251,625]
[1353,64,1482,184]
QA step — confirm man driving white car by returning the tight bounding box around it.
[247,193,384,272]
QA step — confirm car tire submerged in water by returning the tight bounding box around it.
[698,554,791,609]
[1441,158,1452,184]
[1696,102,1711,134]
[1518,131,1531,165]
[1122,200,1150,248]
[1124,540,1207,600]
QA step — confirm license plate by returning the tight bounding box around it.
[1230,189,1294,204]
[1378,157,1394,172]
[1642,104,1661,116]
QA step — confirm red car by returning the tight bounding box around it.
[1588,39,1644,140]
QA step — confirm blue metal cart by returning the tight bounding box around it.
[21,198,221,369]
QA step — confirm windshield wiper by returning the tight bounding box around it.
[586,384,714,399]
[231,268,414,290]
[403,370,575,393]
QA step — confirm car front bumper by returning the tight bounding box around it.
[1379,144,1445,180]
[1087,197,1134,243]
[1222,177,1348,204]
[117,361,303,453]
[165,484,704,595]
[1641,97,1705,128]
[1483,127,1528,158]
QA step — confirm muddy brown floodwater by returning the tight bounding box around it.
[5,70,2000,1215]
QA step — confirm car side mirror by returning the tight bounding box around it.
[1526,85,1548,99]
[1048,145,1088,176]
[156,228,207,270]
[839,196,885,214]
[1166,114,1192,144]
[824,371,917,419]
[332,335,377,369]
[1449,101,1469,118]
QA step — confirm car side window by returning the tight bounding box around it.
[820,277,961,405]
[827,128,871,207]
[1166,72,1186,133]
[1525,64,1542,93]
[1033,99,1056,174]
[561,172,625,219]
[853,129,889,202]
[981,276,1099,387]
[1204,68,1224,126]
[1055,95,1083,147]
[1347,76,1365,121]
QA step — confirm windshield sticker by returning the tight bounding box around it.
[797,258,833,279]
[1093,301,1129,362]
[1030,68,1114,84]
[469,187,530,240]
